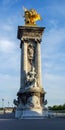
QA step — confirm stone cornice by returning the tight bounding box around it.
[17,26,45,41]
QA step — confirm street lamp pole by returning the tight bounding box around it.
[2,98,4,108]
[8,101,9,107]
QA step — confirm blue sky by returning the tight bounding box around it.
[0,0,65,107]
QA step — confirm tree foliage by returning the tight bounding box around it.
[48,104,65,110]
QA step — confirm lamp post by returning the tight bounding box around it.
[2,98,4,108]
[8,101,9,107]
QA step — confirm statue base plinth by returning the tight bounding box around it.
[15,88,46,119]
[15,108,47,119]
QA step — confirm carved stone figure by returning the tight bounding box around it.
[26,95,41,109]
[27,44,34,64]
[25,67,37,86]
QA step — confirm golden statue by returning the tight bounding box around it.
[23,7,41,25]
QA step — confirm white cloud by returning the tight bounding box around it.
[2,0,18,7]
[0,41,20,76]
[0,39,16,53]
[42,53,65,75]
[1,24,13,31]
[43,73,65,105]
[0,73,19,89]
[0,55,20,74]
[41,3,65,19]
[49,4,65,16]
[41,26,65,65]
[0,73,20,107]
[41,25,65,105]
[44,27,65,46]
[48,19,58,29]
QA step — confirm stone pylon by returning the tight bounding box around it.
[14,26,46,119]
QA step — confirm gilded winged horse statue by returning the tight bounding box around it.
[23,7,42,25]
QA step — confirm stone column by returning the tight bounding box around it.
[36,40,42,87]
[20,44,23,89]
[15,26,46,119]
[23,41,27,73]
[20,40,27,89]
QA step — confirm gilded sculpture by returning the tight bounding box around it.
[23,7,41,25]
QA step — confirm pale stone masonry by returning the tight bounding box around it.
[36,41,42,87]
[14,26,46,118]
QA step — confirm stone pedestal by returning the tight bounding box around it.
[14,26,46,119]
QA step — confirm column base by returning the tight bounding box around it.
[15,108,48,119]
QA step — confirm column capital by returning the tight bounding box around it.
[20,39,29,48]
[35,39,42,43]
[17,26,45,40]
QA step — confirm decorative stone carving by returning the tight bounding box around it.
[26,95,41,109]
[14,26,46,119]
[14,99,18,106]
[27,43,35,64]
[25,67,37,88]
[18,26,44,41]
